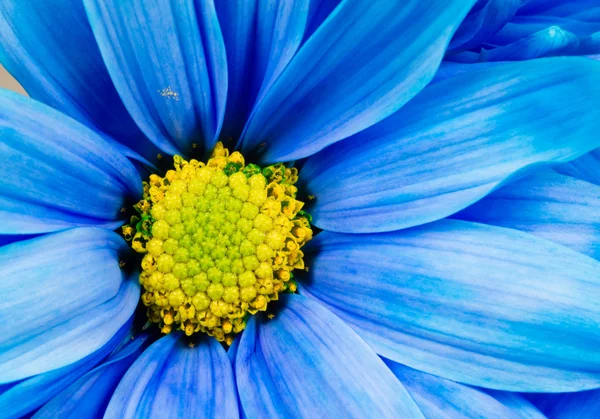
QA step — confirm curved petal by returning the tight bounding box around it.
[490,16,600,46]
[84,0,228,155]
[556,148,600,186]
[528,390,600,418]
[302,57,600,233]
[240,0,476,163]
[33,333,149,419]
[300,220,600,391]
[0,228,139,384]
[0,0,159,162]
[484,390,549,419]
[383,359,544,418]
[105,333,238,418]
[0,91,141,235]
[0,321,132,419]
[454,170,600,260]
[216,0,311,142]
[235,294,422,418]
[448,0,521,53]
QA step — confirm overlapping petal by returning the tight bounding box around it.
[234,294,422,418]
[34,334,149,419]
[384,359,544,418]
[302,57,600,233]
[0,0,159,162]
[105,333,238,418]
[0,92,141,235]
[300,220,600,391]
[84,0,228,155]
[454,170,600,260]
[0,228,139,384]
[240,0,476,162]
[528,390,600,418]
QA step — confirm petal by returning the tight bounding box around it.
[528,390,600,418]
[33,333,149,419]
[383,359,544,418]
[302,57,600,233]
[556,148,600,186]
[0,321,132,419]
[448,0,521,53]
[234,294,422,418]
[239,0,476,163]
[484,390,549,419]
[490,16,600,46]
[300,220,600,391]
[105,333,238,418]
[454,170,600,260]
[0,0,159,162]
[0,92,141,235]
[0,228,140,383]
[215,0,311,142]
[84,0,228,155]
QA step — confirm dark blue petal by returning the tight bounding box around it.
[235,294,422,417]
[302,57,600,233]
[490,16,600,46]
[0,92,141,235]
[33,333,149,419]
[448,0,521,53]
[528,390,600,418]
[454,170,600,260]
[216,0,311,143]
[84,0,228,155]
[240,0,476,163]
[384,359,545,418]
[0,0,160,163]
[0,320,132,419]
[300,220,600,391]
[105,333,238,418]
[0,228,139,383]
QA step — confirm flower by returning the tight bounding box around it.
[1,0,600,418]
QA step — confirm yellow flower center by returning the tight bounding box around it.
[123,143,312,344]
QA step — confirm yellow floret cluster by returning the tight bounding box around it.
[123,143,312,344]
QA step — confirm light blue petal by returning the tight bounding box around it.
[484,390,548,419]
[528,390,600,418]
[0,228,139,383]
[234,294,423,418]
[300,220,600,391]
[555,148,600,186]
[384,359,544,419]
[0,320,132,419]
[0,91,141,235]
[216,0,311,142]
[105,333,238,418]
[448,0,521,53]
[84,0,228,155]
[33,333,149,419]
[480,26,580,61]
[454,170,600,260]
[239,0,476,163]
[302,57,600,233]
[0,0,160,163]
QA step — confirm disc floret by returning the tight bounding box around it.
[124,143,312,344]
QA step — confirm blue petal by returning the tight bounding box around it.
[300,220,600,391]
[0,92,141,235]
[303,0,341,44]
[216,0,311,142]
[528,390,600,418]
[454,170,600,260]
[0,228,139,383]
[484,390,548,419]
[0,320,132,419]
[105,333,238,418]
[556,148,600,186]
[234,294,422,417]
[239,0,476,163]
[302,57,600,233]
[448,0,521,53]
[480,26,580,61]
[0,0,160,163]
[33,333,149,419]
[84,0,228,155]
[383,359,545,418]
[490,16,600,46]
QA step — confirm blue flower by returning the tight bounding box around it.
[1,1,600,418]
